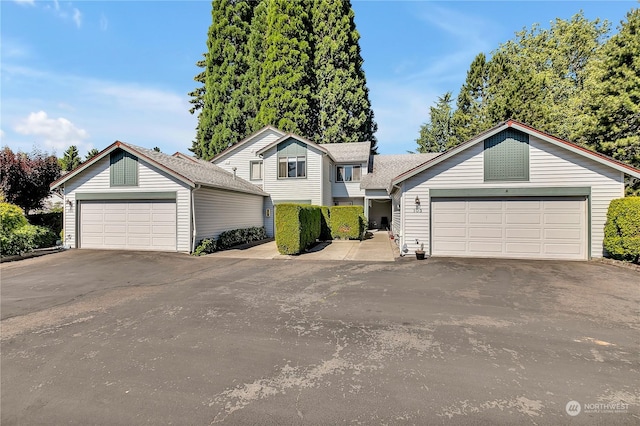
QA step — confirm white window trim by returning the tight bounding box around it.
[336,165,361,182]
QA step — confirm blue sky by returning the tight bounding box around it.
[1,1,636,157]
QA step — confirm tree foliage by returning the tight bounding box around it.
[416,92,456,153]
[85,148,100,161]
[312,0,377,150]
[416,8,640,190]
[60,145,82,171]
[190,0,377,159]
[0,147,61,213]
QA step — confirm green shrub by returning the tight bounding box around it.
[275,204,321,255]
[0,203,27,234]
[319,206,331,241]
[193,238,217,256]
[192,226,267,255]
[329,206,365,240]
[27,212,63,235]
[1,224,57,256]
[604,197,640,262]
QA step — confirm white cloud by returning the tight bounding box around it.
[13,0,35,6]
[14,111,89,151]
[72,8,82,28]
[100,13,108,31]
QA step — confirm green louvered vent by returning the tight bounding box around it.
[110,149,138,186]
[277,138,307,156]
[484,129,529,181]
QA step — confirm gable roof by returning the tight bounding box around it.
[390,119,640,191]
[51,141,268,196]
[323,141,371,163]
[255,133,336,161]
[210,125,286,162]
[361,153,440,190]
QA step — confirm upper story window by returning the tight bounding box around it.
[484,129,529,181]
[110,149,138,186]
[277,139,307,179]
[336,165,361,182]
[250,160,263,180]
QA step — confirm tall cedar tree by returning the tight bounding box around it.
[453,52,490,143]
[191,0,378,158]
[193,0,255,160]
[582,9,640,170]
[312,0,377,151]
[252,0,315,137]
[0,147,61,212]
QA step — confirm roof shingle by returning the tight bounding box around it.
[360,153,441,189]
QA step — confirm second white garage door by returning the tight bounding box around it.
[431,197,587,260]
[80,200,177,251]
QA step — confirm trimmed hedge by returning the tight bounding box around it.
[193,226,267,256]
[276,204,321,255]
[320,206,331,241]
[27,212,63,236]
[329,205,365,240]
[604,197,640,262]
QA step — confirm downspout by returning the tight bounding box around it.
[191,184,202,253]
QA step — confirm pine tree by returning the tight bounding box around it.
[60,146,82,171]
[252,0,315,137]
[416,92,456,153]
[85,148,100,161]
[452,52,490,142]
[581,9,640,170]
[311,0,377,150]
[242,0,268,134]
[193,0,255,160]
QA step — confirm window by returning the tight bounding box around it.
[250,161,263,180]
[277,139,307,179]
[336,165,361,182]
[484,129,529,181]
[110,149,138,186]
[278,156,306,178]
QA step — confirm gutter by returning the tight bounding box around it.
[191,184,202,253]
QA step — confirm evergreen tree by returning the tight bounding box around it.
[188,54,207,158]
[193,0,255,160]
[242,0,268,134]
[311,0,377,150]
[252,0,315,137]
[581,9,640,170]
[453,52,490,142]
[416,92,456,153]
[60,146,82,171]
[85,148,100,161]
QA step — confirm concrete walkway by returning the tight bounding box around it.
[205,230,397,261]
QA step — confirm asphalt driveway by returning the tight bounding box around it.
[1,250,638,424]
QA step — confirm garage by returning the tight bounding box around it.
[79,200,177,251]
[431,197,587,260]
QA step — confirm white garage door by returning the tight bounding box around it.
[431,197,587,260]
[80,200,176,251]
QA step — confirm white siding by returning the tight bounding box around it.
[262,144,325,206]
[400,136,624,257]
[331,162,367,199]
[194,187,264,242]
[212,129,283,184]
[391,189,402,238]
[62,156,192,252]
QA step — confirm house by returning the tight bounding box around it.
[210,126,372,236]
[50,141,268,252]
[389,120,640,260]
[51,120,640,260]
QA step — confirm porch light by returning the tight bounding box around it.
[414,196,420,206]
[66,199,74,211]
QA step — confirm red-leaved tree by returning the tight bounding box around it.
[0,147,61,212]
